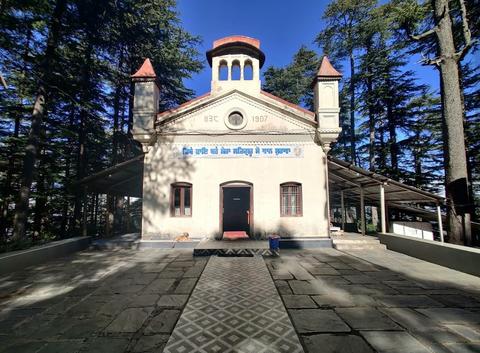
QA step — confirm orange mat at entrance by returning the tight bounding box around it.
[223,231,249,240]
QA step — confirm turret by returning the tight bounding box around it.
[206,35,265,95]
[312,56,342,149]
[131,58,159,144]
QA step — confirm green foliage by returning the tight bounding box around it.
[0,0,202,246]
[263,46,319,110]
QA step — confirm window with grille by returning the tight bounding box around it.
[171,183,192,217]
[280,183,302,216]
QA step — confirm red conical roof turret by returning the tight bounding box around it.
[316,56,342,78]
[132,58,157,79]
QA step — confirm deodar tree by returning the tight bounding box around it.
[394,0,476,244]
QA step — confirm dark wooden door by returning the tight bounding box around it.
[222,187,250,234]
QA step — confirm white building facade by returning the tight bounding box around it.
[132,36,342,240]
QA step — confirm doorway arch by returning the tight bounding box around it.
[219,181,253,236]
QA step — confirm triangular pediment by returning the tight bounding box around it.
[156,90,317,134]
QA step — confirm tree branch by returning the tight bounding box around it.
[410,27,437,41]
[0,73,6,88]
[418,53,442,67]
[454,0,475,61]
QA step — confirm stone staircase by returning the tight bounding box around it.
[331,234,387,251]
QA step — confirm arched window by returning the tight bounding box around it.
[280,182,302,216]
[231,60,241,80]
[244,60,253,80]
[171,182,192,216]
[219,60,228,81]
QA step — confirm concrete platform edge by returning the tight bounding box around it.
[379,232,480,277]
[0,236,91,275]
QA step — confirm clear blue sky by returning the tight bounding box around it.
[177,0,440,98]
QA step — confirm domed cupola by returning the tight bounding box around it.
[207,35,265,95]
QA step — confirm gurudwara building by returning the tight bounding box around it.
[131,35,342,240]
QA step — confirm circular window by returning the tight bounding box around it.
[225,110,247,130]
[228,112,244,126]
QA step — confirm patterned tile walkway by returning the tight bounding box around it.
[163,256,304,353]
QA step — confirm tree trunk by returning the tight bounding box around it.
[60,107,75,238]
[12,0,67,241]
[72,42,94,233]
[367,67,375,171]
[349,53,356,164]
[434,0,472,244]
[387,100,398,178]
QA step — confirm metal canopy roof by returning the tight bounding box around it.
[328,156,444,205]
[78,154,144,197]
[77,154,444,208]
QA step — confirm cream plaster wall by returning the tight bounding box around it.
[141,94,330,240]
[141,138,329,240]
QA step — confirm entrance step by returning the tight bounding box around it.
[223,231,249,240]
[331,235,387,251]
[193,239,273,256]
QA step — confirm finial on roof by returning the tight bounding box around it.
[132,58,157,79]
[316,56,342,78]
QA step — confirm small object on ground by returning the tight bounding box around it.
[175,232,190,242]
[330,223,343,234]
[269,234,280,256]
[223,231,249,240]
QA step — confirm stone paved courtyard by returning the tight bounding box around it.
[1,247,480,352]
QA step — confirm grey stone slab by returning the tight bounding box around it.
[96,297,131,317]
[348,262,379,272]
[271,270,294,280]
[63,316,111,338]
[417,308,480,324]
[362,283,400,295]
[328,262,353,270]
[312,294,376,308]
[129,294,160,308]
[183,267,204,278]
[81,337,131,353]
[158,270,184,278]
[337,307,401,330]
[430,295,480,308]
[132,334,169,353]
[132,273,157,285]
[343,274,377,284]
[168,261,195,268]
[289,309,351,333]
[302,334,374,353]
[105,307,154,333]
[443,342,480,353]
[308,266,341,276]
[274,280,293,294]
[328,284,378,296]
[282,295,317,308]
[286,262,316,280]
[375,295,444,308]
[445,324,480,342]
[0,341,47,353]
[144,309,180,334]
[174,278,197,294]
[379,307,440,330]
[156,294,189,308]
[37,340,84,353]
[361,331,431,353]
[143,279,175,293]
[140,263,168,273]
[313,275,349,285]
[289,280,329,295]
[411,328,466,345]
